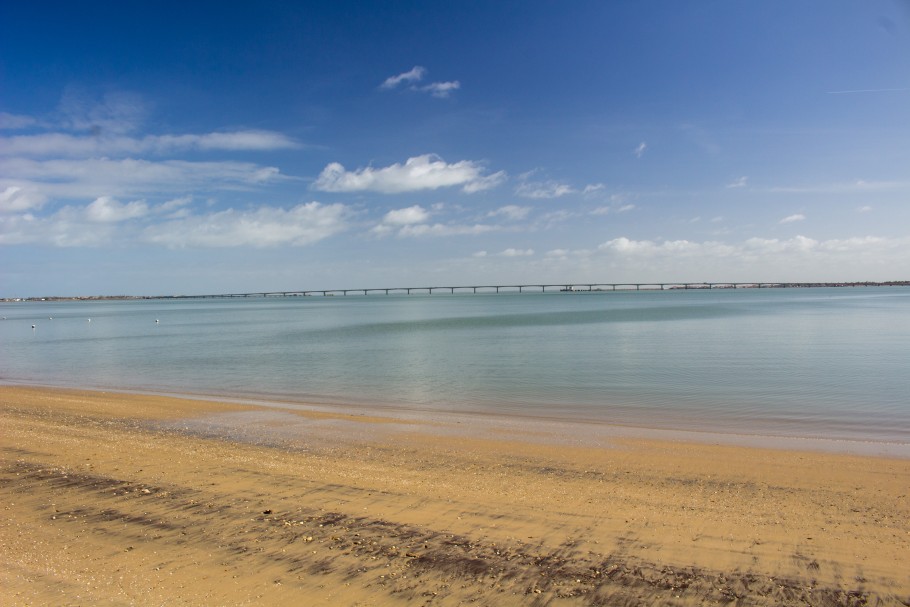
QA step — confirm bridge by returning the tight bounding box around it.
[157,282,890,299]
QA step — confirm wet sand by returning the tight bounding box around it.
[1,385,908,606]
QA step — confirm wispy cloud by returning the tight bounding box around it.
[0,130,299,157]
[313,154,502,194]
[768,180,906,194]
[500,248,534,257]
[381,66,427,89]
[519,234,910,283]
[0,92,300,224]
[420,81,461,98]
[142,203,351,248]
[780,213,806,224]
[397,223,498,237]
[56,89,148,135]
[1,157,288,200]
[590,201,636,216]
[0,112,37,130]
[535,209,577,228]
[488,205,530,221]
[380,66,460,98]
[515,179,574,199]
[1,198,351,248]
[633,142,647,158]
[370,203,509,239]
[726,176,748,188]
[596,234,906,262]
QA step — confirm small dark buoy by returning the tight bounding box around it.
[31,324,36,329]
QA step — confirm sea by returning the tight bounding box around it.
[2,287,909,449]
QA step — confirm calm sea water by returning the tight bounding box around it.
[2,288,908,444]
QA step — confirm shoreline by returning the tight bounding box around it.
[2,385,909,605]
[4,379,910,458]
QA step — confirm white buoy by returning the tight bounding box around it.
[155,319,160,324]
[31,324,36,329]
[87,318,92,322]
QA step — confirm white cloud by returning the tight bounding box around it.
[371,203,506,238]
[159,130,299,152]
[726,176,748,188]
[634,142,647,158]
[817,236,889,252]
[57,89,147,135]
[156,196,193,218]
[461,170,506,193]
[0,186,47,213]
[85,196,149,222]
[744,235,818,253]
[599,237,704,256]
[382,205,430,225]
[500,248,534,257]
[381,66,427,89]
[857,205,873,213]
[0,130,299,157]
[313,154,500,194]
[380,66,460,98]
[0,209,119,247]
[594,234,893,262]
[592,202,635,216]
[420,81,461,98]
[397,223,497,237]
[0,112,37,130]
[539,210,575,225]
[488,205,530,221]
[583,183,605,195]
[0,157,288,200]
[515,179,575,199]
[473,250,488,258]
[529,234,910,282]
[0,196,351,249]
[143,202,350,248]
[780,213,806,224]
[769,180,906,194]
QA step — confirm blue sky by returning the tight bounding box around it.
[2,1,909,296]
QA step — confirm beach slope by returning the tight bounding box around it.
[1,386,908,605]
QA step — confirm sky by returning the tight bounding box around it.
[2,1,910,297]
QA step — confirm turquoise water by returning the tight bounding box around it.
[2,288,908,444]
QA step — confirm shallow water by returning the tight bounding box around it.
[2,287,908,444]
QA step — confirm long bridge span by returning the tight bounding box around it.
[159,282,894,299]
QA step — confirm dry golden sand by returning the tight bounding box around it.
[1,386,908,606]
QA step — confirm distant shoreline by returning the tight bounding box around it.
[4,280,909,302]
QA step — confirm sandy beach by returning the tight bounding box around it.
[1,385,908,606]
